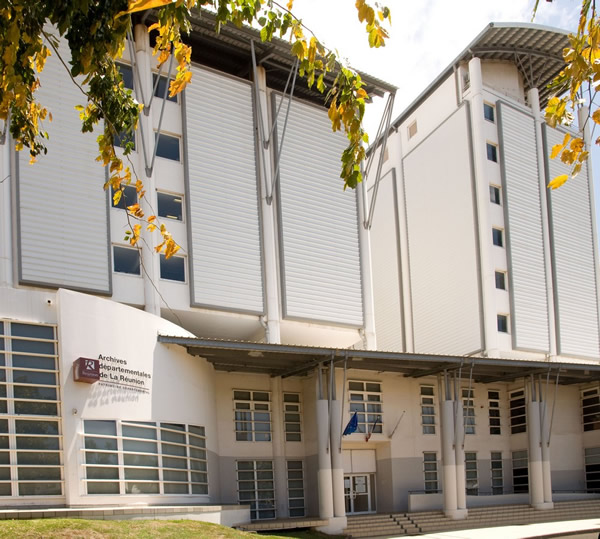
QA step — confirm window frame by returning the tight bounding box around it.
[465,451,478,495]
[489,184,501,205]
[488,390,501,435]
[582,387,600,432]
[159,254,186,283]
[286,460,305,517]
[484,102,495,123]
[420,386,436,435]
[423,452,439,493]
[283,393,302,442]
[491,451,504,494]
[462,388,475,435]
[233,390,272,442]
[509,389,526,434]
[110,184,138,211]
[154,131,181,162]
[152,73,178,103]
[497,314,509,333]
[157,191,184,222]
[236,460,275,520]
[348,381,383,435]
[495,271,507,291]
[585,447,600,492]
[512,450,529,493]
[112,245,141,276]
[486,142,498,162]
[492,227,504,247]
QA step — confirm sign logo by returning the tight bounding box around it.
[73,357,100,384]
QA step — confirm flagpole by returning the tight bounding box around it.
[339,354,347,451]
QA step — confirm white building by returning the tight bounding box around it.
[0,17,600,534]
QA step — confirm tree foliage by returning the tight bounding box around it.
[0,0,391,256]
[542,0,598,188]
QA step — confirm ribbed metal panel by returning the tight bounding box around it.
[545,126,600,358]
[274,95,363,326]
[369,170,403,351]
[17,40,110,293]
[184,66,263,313]
[498,103,549,352]
[402,105,482,355]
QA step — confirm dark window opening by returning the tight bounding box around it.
[111,185,138,210]
[157,192,183,221]
[113,246,140,275]
[160,255,185,282]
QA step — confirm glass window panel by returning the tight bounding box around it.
[13,386,57,401]
[349,381,364,391]
[11,339,55,355]
[161,427,186,443]
[0,452,8,465]
[163,470,187,482]
[236,432,252,441]
[155,133,180,161]
[85,421,117,436]
[163,456,187,469]
[189,425,205,437]
[113,246,141,275]
[237,461,255,470]
[18,467,61,481]
[157,192,183,221]
[125,482,159,494]
[87,482,120,495]
[164,483,189,494]
[86,467,119,480]
[123,439,157,453]
[192,484,208,494]
[191,472,207,484]
[16,436,59,450]
[283,393,299,403]
[11,323,54,340]
[85,436,117,451]
[124,468,159,481]
[12,355,55,370]
[162,443,186,456]
[152,74,178,102]
[123,454,158,467]
[19,482,62,496]
[19,451,60,465]
[190,460,207,471]
[111,185,138,210]
[234,391,251,400]
[253,392,269,402]
[0,468,10,481]
[122,425,157,440]
[256,461,272,470]
[15,420,58,435]
[13,370,56,386]
[189,435,205,448]
[159,254,185,282]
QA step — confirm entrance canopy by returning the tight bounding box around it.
[158,335,600,385]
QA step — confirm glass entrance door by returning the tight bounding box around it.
[344,474,374,514]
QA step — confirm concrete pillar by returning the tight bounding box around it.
[529,87,557,361]
[270,377,288,517]
[0,133,12,287]
[454,400,467,512]
[527,399,546,509]
[468,56,498,357]
[134,23,161,316]
[540,396,554,506]
[316,398,334,519]
[329,399,345,518]
[441,399,458,518]
[255,66,281,343]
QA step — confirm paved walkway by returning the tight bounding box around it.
[415,517,600,539]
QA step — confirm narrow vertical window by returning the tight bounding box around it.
[582,388,600,431]
[236,460,275,520]
[512,450,529,493]
[491,451,504,494]
[492,228,504,247]
[484,103,495,122]
[287,460,305,517]
[349,381,382,434]
[488,390,501,435]
[495,271,506,290]
[486,143,498,162]
[585,447,600,492]
[465,452,478,495]
[510,389,526,434]
[233,391,271,442]
[497,314,509,333]
[155,132,181,162]
[283,393,302,442]
[462,388,475,434]
[421,386,436,434]
[489,185,501,205]
[423,452,438,493]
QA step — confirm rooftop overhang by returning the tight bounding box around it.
[158,335,600,385]
[142,9,396,107]
[389,22,570,132]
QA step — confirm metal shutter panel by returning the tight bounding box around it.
[17,40,110,293]
[545,125,600,358]
[184,66,264,313]
[498,103,549,352]
[274,95,363,326]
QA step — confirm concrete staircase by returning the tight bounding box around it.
[344,499,600,537]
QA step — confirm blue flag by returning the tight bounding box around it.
[343,412,359,436]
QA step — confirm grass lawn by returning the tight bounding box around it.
[0,519,339,539]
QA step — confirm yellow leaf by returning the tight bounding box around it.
[550,143,563,160]
[548,174,569,189]
[113,189,123,206]
[593,109,600,125]
[116,0,173,18]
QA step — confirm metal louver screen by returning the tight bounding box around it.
[184,66,264,313]
[274,95,363,326]
[498,102,549,352]
[17,38,110,293]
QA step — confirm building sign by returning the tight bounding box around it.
[97,354,152,395]
[73,357,100,383]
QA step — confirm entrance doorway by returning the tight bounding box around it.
[344,474,375,514]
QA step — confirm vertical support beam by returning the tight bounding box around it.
[454,398,466,512]
[134,24,161,316]
[539,378,553,506]
[0,132,12,287]
[316,373,334,519]
[329,368,345,518]
[441,399,458,518]
[527,377,548,509]
[255,66,281,343]
[529,87,557,360]
[270,376,288,517]
[468,56,498,357]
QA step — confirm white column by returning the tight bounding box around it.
[134,23,161,316]
[529,88,557,361]
[255,66,281,343]
[270,377,288,517]
[441,399,458,517]
[468,56,498,357]
[316,397,334,519]
[329,398,345,517]
[527,398,545,509]
[540,395,553,506]
[357,182,377,350]
[454,400,467,513]
[0,134,12,287]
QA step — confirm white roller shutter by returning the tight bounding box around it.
[17,39,110,293]
[498,103,549,352]
[184,66,264,313]
[545,125,600,358]
[274,95,363,326]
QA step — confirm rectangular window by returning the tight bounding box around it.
[157,192,183,221]
[484,103,495,122]
[287,460,305,517]
[495,271,506,290]
[0,321,62,497]
[491,451,504,494]
[155,132,181,162]
[487,142,498,162]
[113,245,141,276]
[585,447,600,492]
[421,386,436,435]
[423,452,438,493]
[462,388,475,435]
[117,63,134,90]
[152,73,178,103]
[582,388,600,431]
[114,130,136,151]
[497,314,509,333]
[490,185,501,205]
[283,393,302,442]
[488,390,501,435]
[408,120,417,139]
[349,381,382,434]
[83,420,207,495]
[159,254,185,282]
[510,389,526,434]
[512,450,529,493]
[234,391,271,442]
[237,460,275,520]
[111,185,137,210]
[492,227,504,247]
[465,452,478,495]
